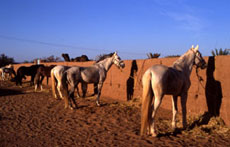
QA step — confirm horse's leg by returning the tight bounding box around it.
[34,73,40,92]
[5,73,9,80]
[19,76,23,87]
[171,96,178,130]
[81,83,87,98]
[57,80,63,99]
[181,93,188,129]
[35,84,38,91]
[51,71,58,99]
[2,72,5,81]
[40,75,44,91]
[46,76,49,85]
[69,82,75,100]
[75,83,80,98]
[93,83,98,96]
[68,82,78,109]
[8,72,12,80]
[53,80,58,99]
[96,82,103,106]
[31,75,35,86]
[0,70,2,80]
[149,90,163,137]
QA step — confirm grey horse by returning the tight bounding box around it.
[141,45,206,137]
[62,52,125,109]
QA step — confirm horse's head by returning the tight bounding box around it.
[112,52,125,69]
[191,45,207,69]
[6,64,14,69]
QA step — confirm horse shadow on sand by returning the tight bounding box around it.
[157,56,223,137]
[0,88,24,97]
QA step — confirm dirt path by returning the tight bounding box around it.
[0,81,230,147]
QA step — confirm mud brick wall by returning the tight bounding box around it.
[13,56,230,127]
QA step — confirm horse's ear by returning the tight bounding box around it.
[194,45,199,51]
[191,45,194,49]
[114,52,117,56]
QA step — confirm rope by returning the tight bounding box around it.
[196,67,205,89]
[194,67,205,99]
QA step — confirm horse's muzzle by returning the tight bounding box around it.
[120,62,125,68]
[200,61,207,69]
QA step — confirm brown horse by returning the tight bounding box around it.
[15,64,45,86]
[34,65,56,91]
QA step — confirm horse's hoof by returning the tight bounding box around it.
[70,105,77,110]
[149,133,157,137]
[96,101,101,107]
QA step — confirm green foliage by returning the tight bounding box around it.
[165,55,180,58]
[211,48,230,56]
[147,53,160,59]
[0,54,15,67]
[33,55,61,63]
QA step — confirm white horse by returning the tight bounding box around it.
[140,45,206,137]
[50,65,70,99]
[62,52,125,109]
[0,64,16,80]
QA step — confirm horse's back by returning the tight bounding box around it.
[17,66,27,75]
[38,65,55,76]
[81,66,100,83]
[145,64,184,95]
[66,66,99,83]
[144,64,169,82]
[52,65,69,79]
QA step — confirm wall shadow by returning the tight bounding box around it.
[205,56,223,117]
[126,60,138,101]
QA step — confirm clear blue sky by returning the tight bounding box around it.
[0,0,230,62]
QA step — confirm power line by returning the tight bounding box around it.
[0,34,146,56]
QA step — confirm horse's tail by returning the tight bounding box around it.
[51,68,57,98]
[140,71,153,136]
[61,71,70,108]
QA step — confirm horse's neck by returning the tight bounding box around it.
[97,57,113,71]
[172,50,195,77]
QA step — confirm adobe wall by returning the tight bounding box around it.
[13,56,230,127]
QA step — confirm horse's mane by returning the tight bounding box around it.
[172,49,194,70]
[95,52,114,63]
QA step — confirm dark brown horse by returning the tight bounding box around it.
[34,65,56,91]
[15,64,45,86]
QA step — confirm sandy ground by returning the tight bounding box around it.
[0,80,230,147]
